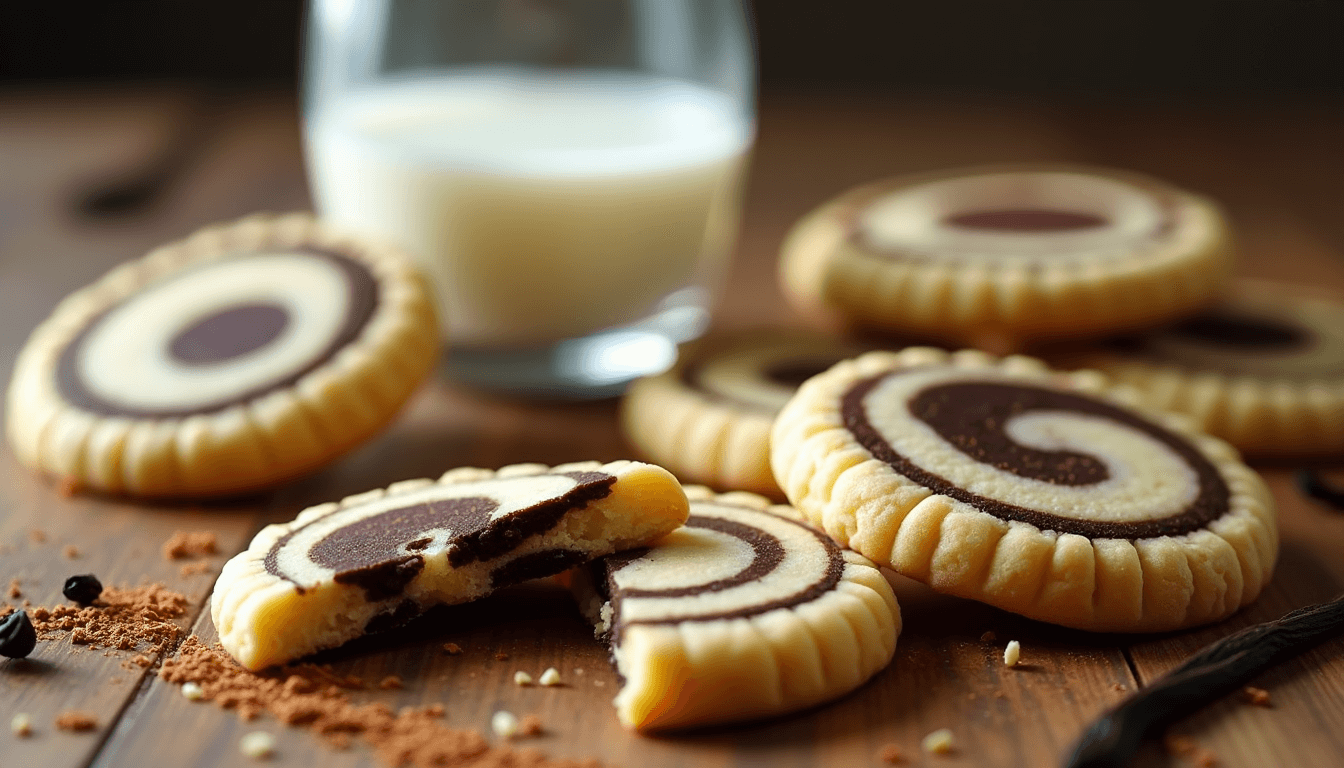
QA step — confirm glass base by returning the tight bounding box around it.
[440,293,710,399]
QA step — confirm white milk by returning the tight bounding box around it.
[306,70,753,347]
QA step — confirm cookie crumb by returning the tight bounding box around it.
[921,728,955,755]
[7,579,20,599]
[1241,686,1272,707]
[131,654,154,668]
[180,561,210,577]
[63,545,80,559]
[442,642,463,655]
[1003,640,1021,667]
[11,713,32,737]
[55,711,98,732]
[518,714,543,737]
[182,681,205,701]
[162,531,218,560]
[513,671,533,686]
[378,675,403,690]
[573,668,584,675]
[539,667,561,686]
[877,743,904,763]
[592,680,605,687]
[980,631,996,643]
[240,731,276,759]
[494,651,510,661]
[29,529,47,544]
[491,711,519,738]
[1112,683,1127,692]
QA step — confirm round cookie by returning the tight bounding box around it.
[770,348,1277,633]
[779,164,1233,347]
[213,460,689,670]
[5,213,440,497]
[621,331,866,497]
[1062,279,1344,456]
[573,486,900,731]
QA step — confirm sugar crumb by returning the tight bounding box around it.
[539,667,561,686]
[182,681,205,701]
[1111,683,1127,692]
[1241,686,1272,707]
[442,642,463,655]
[921,728,955,755]
[492,711,519,738]
[1003,640,1021,667]
[55,711,98,732]
[513,671,533,686]
[240,731,276,759]
[877,743,904,763]
[11,713,33,737]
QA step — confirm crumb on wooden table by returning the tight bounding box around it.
[494,651,510,661]
[11,713,33,737]
[1241,686,1272,707]
[921,728,955,755]
[1003,639,1021,667]
[63,544,80,559]
[378,675,403,690]
[7,579,20,599]
[1112,683,1127,692]
[162,531,218,560]
[539,667,561,686]
[239,731,276,759]
[513,671,533,686]
[877,743,904,763]
[442,642,463,655]
[55,711,98,732]
[491,711,519,738]
[518,714,543,737]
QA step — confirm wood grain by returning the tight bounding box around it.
[1,89,1343,768]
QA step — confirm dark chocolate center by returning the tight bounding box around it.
[265,471,616,601]
[168,302,290,365]
[1166,312,1311,350]
[55,247,379,418]
[842,375,1230,539]
[605,509,846,641]
[945,209,1109,232]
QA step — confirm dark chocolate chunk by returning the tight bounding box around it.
[490,549,591,588]
[62,574,103,606]
[0,610,37,658]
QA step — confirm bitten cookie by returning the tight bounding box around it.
[5,213,439,497]
[779,164,1232,347]
[574,486,899,731]
[771,348,1277,633]
[621,331,865,497]
[1062,279,1344,456]
[213,460,689,670]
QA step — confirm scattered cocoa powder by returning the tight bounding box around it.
[55,711,98,732]
[1241,686,1272,707]
[877,743,904,764]
[63,545,80,559]
[180,561,211,577]
[163,531,219,560]
[2,583,188,656]
[160,638,603,768]
[7,579,21,599]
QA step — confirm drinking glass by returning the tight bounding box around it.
[304,0,756,396]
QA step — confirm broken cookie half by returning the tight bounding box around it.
[574,486,900,731]
[212,460,688,670]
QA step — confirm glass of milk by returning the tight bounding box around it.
[304,0,755,396]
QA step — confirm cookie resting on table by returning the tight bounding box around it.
[212,460,689,670]
[621,330,868,498]
[779,164,1232,346]
[1063,279,1344,456]
[5,213,439,497]
[574,486,900,731]
[770,348,1278,633]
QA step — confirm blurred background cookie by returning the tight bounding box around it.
[621,330,870,497]
[5,213,440,497]
[1052,279,1344,456]
[771,348,1277,633]
[779,164,1233,350]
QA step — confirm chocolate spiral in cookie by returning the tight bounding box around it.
[854,170,1173,263]
[843,367,1230,539]
[600,500,845,638]
[265,471,614,600]
[56,249,378,417]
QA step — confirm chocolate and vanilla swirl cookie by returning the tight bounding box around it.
[621,331,867,497]
[779,164,1232,347]
[213,460,688,670]
[5,213,439,497]
[1062,279,1344,456]
[573,486,899,731]
[771,348,1277,632]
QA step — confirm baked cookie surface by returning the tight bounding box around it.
[621,331,864,497]
[771,348,1277,632]
[779,165,1232,346]
[213,460,689,670]
[5,213,439,497]
[1065,279,1344,455]
[574,486,899,731]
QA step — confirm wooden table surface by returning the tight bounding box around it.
[3,88,1344,768]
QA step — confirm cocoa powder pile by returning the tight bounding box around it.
[161,638,600,768]
[2,584,188,655]
[162,531,219,560]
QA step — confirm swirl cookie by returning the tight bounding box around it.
[574,487,899,731]
[621,331,866,497]
[779,164,1232,346]
[5,213,439,497]
[212,460,689,670]
[1065,280,1344,456]
[771,348,1277,633]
